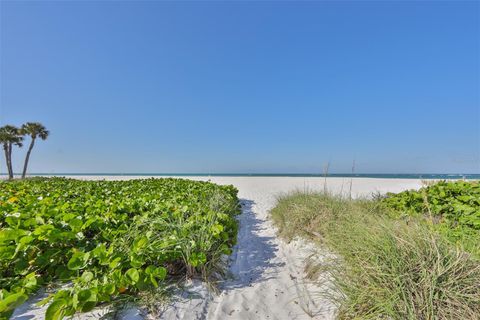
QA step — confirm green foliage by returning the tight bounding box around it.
[271,192,480,319]
[383,180,480,254]
[0,177,240,319]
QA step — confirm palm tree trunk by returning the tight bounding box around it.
[7,143,14,179]
[22,139,35,179]
[3,144,12,179]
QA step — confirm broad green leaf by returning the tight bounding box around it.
[22,273,37,289]
[0,291,28,313]
[45,299,66,320]
[81,271,94,283]
[77,289,96,303]
[155,267,167,280]
[132,236,148,252]
[125,268,140,284]
[108,257,122,269]
[102,284,116,295]
[67,252,89,270]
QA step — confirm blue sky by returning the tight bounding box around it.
[1,1,479,174]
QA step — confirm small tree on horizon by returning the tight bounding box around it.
[20,122,49,179]
[0,125,24,179]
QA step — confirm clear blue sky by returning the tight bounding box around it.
[1,1,479,174]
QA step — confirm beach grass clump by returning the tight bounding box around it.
[0,177,240,319]
[271,191,480,320]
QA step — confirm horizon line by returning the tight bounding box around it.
[2,172,479,179]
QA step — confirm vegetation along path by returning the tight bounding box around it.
[6,176,422,320]
[158,176,422,320]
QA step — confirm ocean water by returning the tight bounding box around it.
[19,173,480,180]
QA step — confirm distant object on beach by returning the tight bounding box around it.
[0,122,49,179]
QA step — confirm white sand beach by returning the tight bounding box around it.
[12,177,423,320]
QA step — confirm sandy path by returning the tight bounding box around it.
[205,179,335,320]
[158,177,423,320]
[11,177,423,320]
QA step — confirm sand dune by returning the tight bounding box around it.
[158,177,421,320]
[12,176,423,320]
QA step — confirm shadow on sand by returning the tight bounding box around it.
[220,199,284,291]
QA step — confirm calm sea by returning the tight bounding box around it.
[21,173,480,180]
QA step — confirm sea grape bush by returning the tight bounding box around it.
[0,177,240,319]
[383,180,480,253]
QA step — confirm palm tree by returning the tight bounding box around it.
[0,129,12,178]
[20,122,49,179]
[0,125,23,179]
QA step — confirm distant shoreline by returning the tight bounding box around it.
[2,173,479,179]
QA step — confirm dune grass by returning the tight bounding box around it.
[271,192,480,320]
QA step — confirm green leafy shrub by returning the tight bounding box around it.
[382,180,480,254]
[0,177,240,319]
